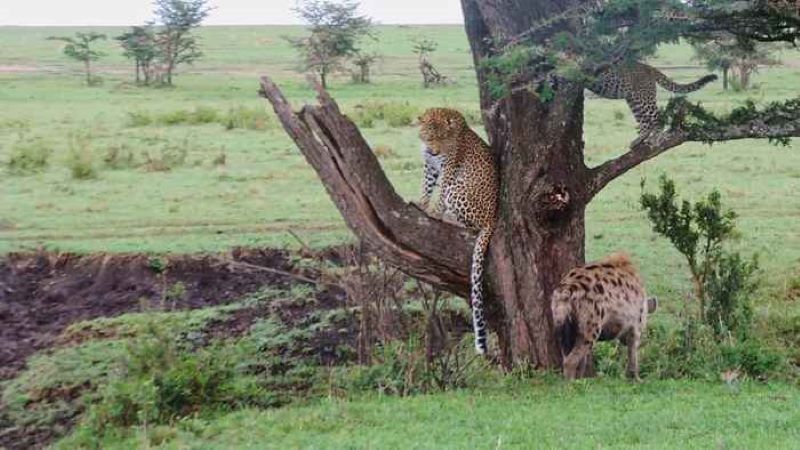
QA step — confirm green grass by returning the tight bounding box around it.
[1,26,798,296]
[57,379,800,449]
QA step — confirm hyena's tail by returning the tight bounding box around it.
[552,288,576,358]
[647,296,658,314]
[470,227,493,354]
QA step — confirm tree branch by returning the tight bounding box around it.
[258,75,472,297]
[587,98,800,197]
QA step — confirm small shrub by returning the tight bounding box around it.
[613,110,625,121]
[212,149,226,166]
[67,134,98,180]
[383,102,417,127]
[373,145,395,158]
[127,111,153,127]
[160,110,191,125]
[349,102,419,128]
[222,106,273,130]
[189,106,219,124]
[705,253,760,340]
[641,174,757,339]
[142,140,188,172]
[103,143,137,170]
[5,136,52,174]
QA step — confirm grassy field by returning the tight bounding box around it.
[2,26,799,296]
[57,379,800,449]
[1,24,799,449]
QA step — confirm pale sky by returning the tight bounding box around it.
[0,0,465,26]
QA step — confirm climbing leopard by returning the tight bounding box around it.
[588,62,717,137]
[417,107,498,354]
[552,253,658,380]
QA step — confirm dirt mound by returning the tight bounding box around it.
[0,248,337,382]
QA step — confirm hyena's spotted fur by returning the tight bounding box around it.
[552,253,657,380]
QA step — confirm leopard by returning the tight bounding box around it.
[551,252,658,380]
[588,62,717,138]
[417,107,499,355]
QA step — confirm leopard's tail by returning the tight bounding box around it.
[470,226,493,354]
[654,71,718,93]
[551,287,577,358]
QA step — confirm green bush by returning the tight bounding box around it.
[706,253,759,340]
[641,174,759,339]
[67,134,98,180]
[102,143,137,170]
[222,106,273,130]
[127,111,153,127]
[5,136,52,174]
[349,101,420,128]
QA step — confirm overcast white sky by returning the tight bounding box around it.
[0,0,464,26]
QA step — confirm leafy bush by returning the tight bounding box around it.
[5,136,52,174]
[641,174,759,338]
[141,140,188,172]
[705,253,759,340]
[102,143,137,170]
[67,134,98,180]
[349,101,420,128]
[222,106,273,130]
[127,111,153,127]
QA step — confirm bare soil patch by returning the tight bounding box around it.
[0,247,341,382]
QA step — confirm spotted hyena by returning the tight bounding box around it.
[551,253,657,380]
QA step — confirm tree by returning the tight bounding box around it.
[48,32,106,85]
[412,38,447,88]
[116,25,159,85]
[350,51,379,83]
[152,0,211,85]
[288,0,374,89]
[692,37,780,90]
[259,1,800,375]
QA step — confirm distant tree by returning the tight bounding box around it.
[288,0,374,89]
[47,32,106,85]
[350,51,379,83]
[692,38,780,91]
[115,25,159,84]
[411,38,446,88]
[152,0,212,85]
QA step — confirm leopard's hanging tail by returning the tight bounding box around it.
[470,226,494,354]
[654,72,718,93]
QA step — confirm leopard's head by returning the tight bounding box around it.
[418,108,467,155]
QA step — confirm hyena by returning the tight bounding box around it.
[552,253,658,380]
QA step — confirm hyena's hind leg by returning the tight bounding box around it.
[563,305,602,380]
[624,328,642,381]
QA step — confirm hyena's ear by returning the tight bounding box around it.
[646,297,658,314]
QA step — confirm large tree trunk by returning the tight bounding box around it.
[260,0,593,375]
[461,0,591,369]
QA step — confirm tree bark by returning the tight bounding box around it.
[459,0,593,370]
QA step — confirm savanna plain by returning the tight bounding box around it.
[1,25,799,449]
